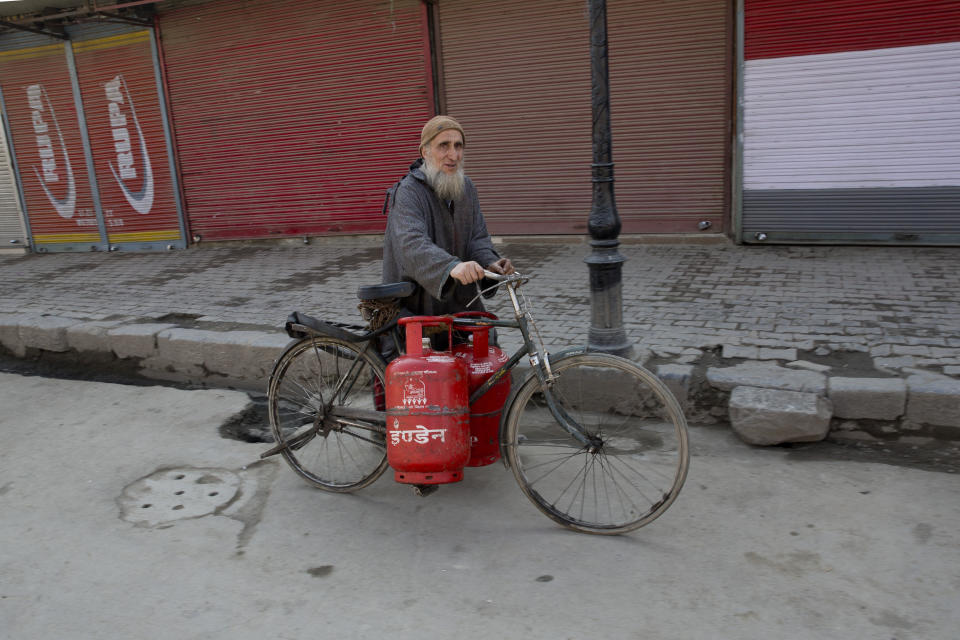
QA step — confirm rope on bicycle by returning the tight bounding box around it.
[357,299,401,332]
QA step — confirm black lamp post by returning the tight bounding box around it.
[585,0,632,357]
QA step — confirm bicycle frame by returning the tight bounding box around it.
[452,276,601,450]
[271,273,601,454]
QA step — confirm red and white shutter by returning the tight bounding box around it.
[742,0,960,243]
[0,32,100,250]
[156,0,434,241]
[69,24,185,249]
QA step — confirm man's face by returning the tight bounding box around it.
[423,129,464,175]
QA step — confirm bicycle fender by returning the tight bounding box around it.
[285,311,366,342]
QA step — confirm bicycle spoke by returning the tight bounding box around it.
[597,453,645,522]
[523,448,585,487]
[338,427,387,449]
[519,447,583,472]
[329,350,367,406]
[546,451,591,512]
[280,375,324,409]
[610,448,677,485]
[600,449,658,507]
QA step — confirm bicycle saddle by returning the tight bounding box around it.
[357,281,415,301]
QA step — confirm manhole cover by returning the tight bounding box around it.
[119,467,241,526]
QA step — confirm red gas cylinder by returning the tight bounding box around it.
[453,312,511,467]
[385,317,471,485]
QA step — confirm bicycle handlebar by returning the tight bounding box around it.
[483,269,524,284]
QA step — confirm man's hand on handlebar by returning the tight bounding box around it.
[452,258,516,285]
[450,260,486,285]
[487,257,515,276]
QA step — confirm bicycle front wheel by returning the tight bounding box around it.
[504,352,689,534]
[268,336,388,492]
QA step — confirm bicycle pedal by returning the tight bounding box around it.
[413,484,439,497]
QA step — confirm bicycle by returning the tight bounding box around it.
[260,271,689,535]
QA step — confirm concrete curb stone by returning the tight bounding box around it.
[145,328,212,379]
[706,361,827,395]
[655,363,694,406]
[66,320,128,353]
[906,375,960,428]
[18,315,77,352]
[728,386,833,446]
[0,313,34,357]
[201,331,290,380]
[144,328,290,389]
[828,377,907,420]
[108,323,176,359]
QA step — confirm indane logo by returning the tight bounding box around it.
[104,75,153,215]
[26,84,76,219]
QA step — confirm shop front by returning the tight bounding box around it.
[739,0,960,244]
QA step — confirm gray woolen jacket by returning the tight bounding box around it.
[382,159,501,317]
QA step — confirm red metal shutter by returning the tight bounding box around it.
[437,0,731,235]
[437,0,593,234]
[156,0,434,241]
[0,33,100,250]
[70,26,185,248]
[608,0,732,234]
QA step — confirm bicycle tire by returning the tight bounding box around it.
[504,352,689,534]
[268,336,388,492]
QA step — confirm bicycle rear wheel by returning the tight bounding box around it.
[268,336,388,492]
[504,352,689,534]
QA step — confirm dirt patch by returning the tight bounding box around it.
[219,399,273,443]
[782,438,960,474]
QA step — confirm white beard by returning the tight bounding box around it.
[422,157,466,202]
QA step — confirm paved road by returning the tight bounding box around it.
[2,372,958,639]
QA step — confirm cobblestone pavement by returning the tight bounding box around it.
[2,237,960,444]
[2,237,958,365]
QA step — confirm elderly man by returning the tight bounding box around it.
[382,115,514,322]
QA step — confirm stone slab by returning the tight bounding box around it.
[145,328,214,378]
[721,345,758,360]
[706,361,826,395]
[728,386,832,446]
[66,320,127,353]
[108,323,176,359]
[655,364,694,406]
[758,348,798,361]
[906,375,960,428]
[786,360,832,373]
[874,356,917,371]
[200,331,290,381]
[0,313,32,357]
[828,377,907,420]
[18,316,77,352]
[149,328,289,386]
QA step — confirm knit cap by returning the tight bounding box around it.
[420,115,465,152]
